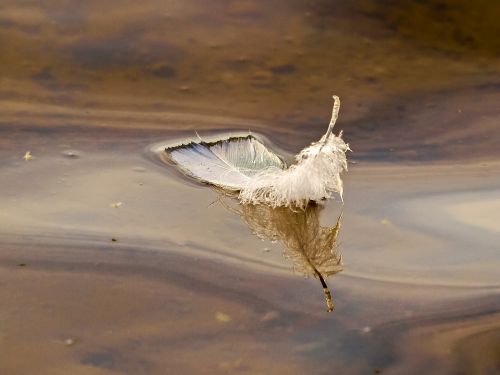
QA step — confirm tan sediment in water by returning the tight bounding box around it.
[0,256,309,375]
[0,131,498,373]
[2,142,499,374]
[1,0,500,161]
[392,310,500,374]
[2,143,499,285]
[336,161,500,287]
[445,192,500,233]
[1,0,499,373]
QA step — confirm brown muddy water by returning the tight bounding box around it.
[1,1,499,374]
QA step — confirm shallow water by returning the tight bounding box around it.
[1,1,499,374]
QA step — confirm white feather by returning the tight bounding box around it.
[165,135,285,190]
[164,96,350,207]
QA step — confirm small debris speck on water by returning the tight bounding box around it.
[361,326,372,334]
[23,151,32,161]
[111,238,117,242]
[110,202,123,208]
[215,312,231,324]
[380,218,391,226]
[17,263,26,267]
[61,150,81,158]
[261,311,280,322]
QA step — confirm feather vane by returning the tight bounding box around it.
[166,135,285,190]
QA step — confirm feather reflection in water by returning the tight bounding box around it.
[237,202,343,312]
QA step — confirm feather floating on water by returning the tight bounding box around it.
[165,135,285,190]
[164,96,349,207]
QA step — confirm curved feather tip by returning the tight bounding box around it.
[165,96,350,208]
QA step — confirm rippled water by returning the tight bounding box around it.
[1,1,499,374]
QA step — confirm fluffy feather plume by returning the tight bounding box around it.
[239,96,349,208]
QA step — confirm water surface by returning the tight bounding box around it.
[1,1,499,374]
